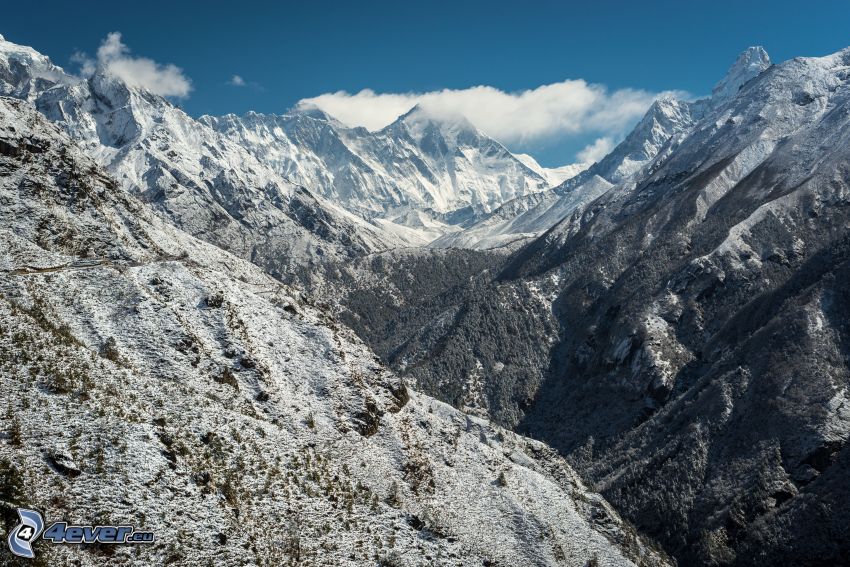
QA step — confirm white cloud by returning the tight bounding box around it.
[76,32,192,98]
[70,51,96,77]
[576,137,616,164]
[227,74,264,91]
[297,82,686,152]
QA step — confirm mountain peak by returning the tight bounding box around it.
[289,104,335,121]
[398,102,423,118]
[712,46,771,101]
[0,35,74,101]
[283,105,354,131]
[389,103,480,143]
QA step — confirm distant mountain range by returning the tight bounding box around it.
[201,104,583,243]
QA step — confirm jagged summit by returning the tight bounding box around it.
[213,106,350,132]
[385,103,482,146]
[0,34,74,100]
[712,45,771,100]
[204,98,567,229]
[287,104,337,121]
[393,102,474,128]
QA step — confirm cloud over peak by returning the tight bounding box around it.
[297,81,686,159]
[75,32,192,98]
[576,136,616,164]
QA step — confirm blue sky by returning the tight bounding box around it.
[4,0,850,166]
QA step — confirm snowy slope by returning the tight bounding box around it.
[431,174,613,250]
[0,95,669,567]
[513,153,588,186]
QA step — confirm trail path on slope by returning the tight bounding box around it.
[3,255,188,276]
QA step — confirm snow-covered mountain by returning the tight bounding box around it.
[0,33,73,100]
[0,73,674,566]
[0,36,414,284]
[0,34,592,253]
[434,48,772,249]
[201,104,575,236]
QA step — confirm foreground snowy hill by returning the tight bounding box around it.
[0,93,669,566]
